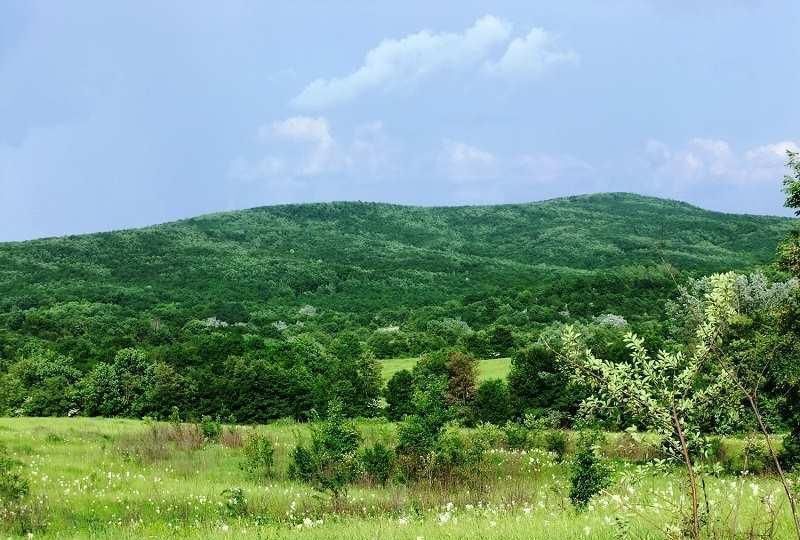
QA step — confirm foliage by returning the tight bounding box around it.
[396,377,450,457]
[0,348,81,416]
[221,487,248,517]
[508,344,578,420]
[472,379,511,425]
[241,433,274,479]
[199,416,222,442]
[384,369,414,421]
[444,351,478,407]
[545,431,568,463]
[0,444,29,504]
[288,400,362,497]
[359,442,395,486]
[0,194,791,421]
[569,431,612,510]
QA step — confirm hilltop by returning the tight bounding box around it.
[0,192,793,366]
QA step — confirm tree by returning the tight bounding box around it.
[779,150,800,470]
[1,348,81,416]
[569,430,612,510]
[445,351,478,407]
[473,379,511,425]
[396,376,450,462]
[385,369,414,421]
[508,344,581,421]
[560,273,742,539]
[288,400,362,498]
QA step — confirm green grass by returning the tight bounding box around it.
[0,417,796,539]
[380,357,511,383]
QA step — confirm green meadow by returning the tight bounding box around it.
[380,357,511,383]
[0,417,795,539]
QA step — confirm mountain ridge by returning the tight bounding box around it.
[3,192,791,245]
[0,191,794,367]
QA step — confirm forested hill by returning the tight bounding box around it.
[0,192,794,367]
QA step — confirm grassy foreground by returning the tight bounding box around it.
[380,357,511,382]
[0,417,796,539]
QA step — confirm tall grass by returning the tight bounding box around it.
[0,417,795,539]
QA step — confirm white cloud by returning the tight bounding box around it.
[266,116,337,175]
[439,140,498,182]
[228,117,396,187]
[292,15,575,109]
[643,137,798,186]
[485,27,578,78]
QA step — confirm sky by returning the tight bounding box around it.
[1,1,799,241]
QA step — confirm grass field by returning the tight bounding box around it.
[0,417,796,539]
[380,357,511,382]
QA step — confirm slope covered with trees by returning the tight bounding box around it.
[0,192,795,421]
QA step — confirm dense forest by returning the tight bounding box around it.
[0,192,796,423]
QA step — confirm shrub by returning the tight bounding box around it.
[199,415,222,442]
[508,344,579,418]
[742,436,770,474]
[241,433,274,478]
[428,424,494,484]
[445,351,478,407]
[569,431,612,510]
[288,400,362,498]
[385,370,414,421]
[781,425,800,471]
[359,442,394,486]
[545,430,568,463]
[221,487,247,517]
[504,422,529,450]
[0,445,29,504]
[473,379,511,425]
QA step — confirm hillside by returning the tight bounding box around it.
[0,192,794,368]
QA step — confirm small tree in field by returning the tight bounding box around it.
[560,272,741,539]
[288,400,362,499]
[569,430,612,510]
[385,369,414,421]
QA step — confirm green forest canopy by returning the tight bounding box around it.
[0,192,793,369]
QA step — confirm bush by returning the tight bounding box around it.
[221,487,247,517]
[545,430,568,463]
[473,379,511,425]
[504,422,529,450]
[359,442,394,486]
[385,370,414,421]
[742,436,771,474]
[199,415,222,442]
[288,400,362,497]
[0,445,29,503]
[781,425,800,470]
[241,433,274,478]
[569,431,612,510]
[431,424,488,481]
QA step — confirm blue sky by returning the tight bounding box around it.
[1,1,798,241]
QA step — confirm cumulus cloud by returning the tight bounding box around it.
[643,137,798,186]
[265,116,337,175]
[228,116,396,187]
[292,15,575,109]
[439,140,498,182]
[485,27,578,78]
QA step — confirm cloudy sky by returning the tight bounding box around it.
[1,1,799,240]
